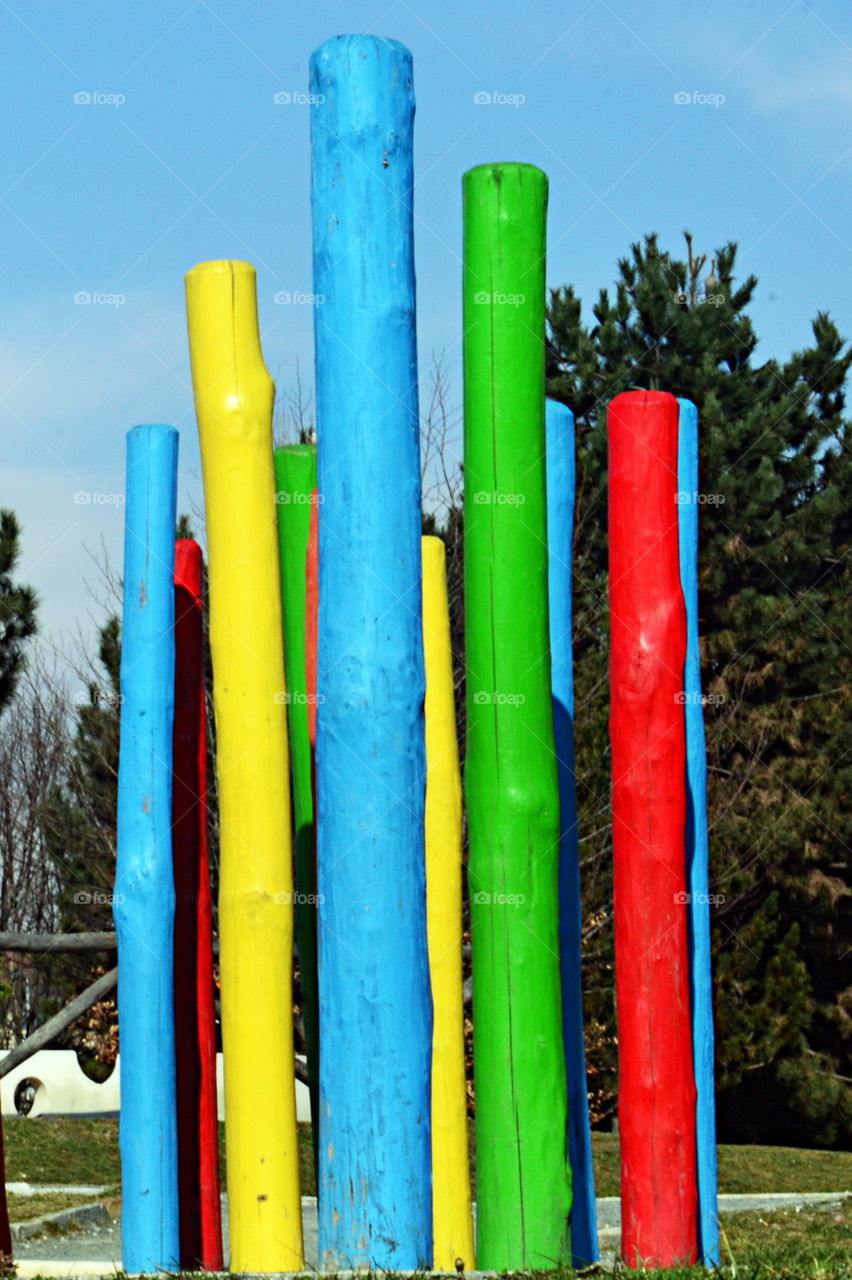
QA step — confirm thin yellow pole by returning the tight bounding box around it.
[185,260,304,1272]
[422,535,475,1270]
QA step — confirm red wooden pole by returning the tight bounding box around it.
[0,1111,12,1266]
[172,538,223,1270]
[607,390,698,1267]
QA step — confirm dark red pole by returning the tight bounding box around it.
[608,390,698,1267]
[172,538,223,1270]
[0,1111,12,1267]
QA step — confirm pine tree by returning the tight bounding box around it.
[0,510,37,713]
[547,233,852,1146]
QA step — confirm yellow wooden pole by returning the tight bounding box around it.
[422,535,475,1270]
[185,259,304,1272]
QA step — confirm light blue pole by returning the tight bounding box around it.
[115,424,179,1273]
[545,398,599,1267]
[677,398,719,1266]
[310,35,432,1271]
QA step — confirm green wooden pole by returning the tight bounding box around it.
[463,162,572,1271]
[274,443,319,1168]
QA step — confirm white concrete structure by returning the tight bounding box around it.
[0,1050,311,1121]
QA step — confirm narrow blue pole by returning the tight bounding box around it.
[545,398,599,1267]
[115,424,180,1273]
[677,398,720,1266]
[310,35,432,1271]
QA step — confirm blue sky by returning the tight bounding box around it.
[2,0,851,653]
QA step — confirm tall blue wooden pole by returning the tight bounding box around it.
[545,399,599,1267]
[677,398,719,1266]
[310,35,432,1271]
[115,423,179,1273]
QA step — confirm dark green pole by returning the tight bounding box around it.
[274,443,319,1169]
[463,162,572,1270]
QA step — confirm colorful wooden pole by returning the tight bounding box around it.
[311,35,432,1271]
[0,1113,11,1267]
[185,260,304,1272]
[422,534,475,1271]
[274,444,320,1161]
[172,537,223,1271]
[545,398,599,1267]
[115,423,180,1273]
[306,496,318,749]
[463,162,572,1271]
[608,389,698,1267]
[677,397,720,1266]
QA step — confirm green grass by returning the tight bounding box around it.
[5,1191,105,1224]
[591,1132,852,1197]
[5,1117,852,1271]
[5,1117,852,1199]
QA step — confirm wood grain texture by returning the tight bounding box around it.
[608,389,698,1267]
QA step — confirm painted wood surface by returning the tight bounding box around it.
[115,423,180,1273]
[463,161,572,1272]
[422,535,475,1271]
[185,259,304,1272]
[310,35,432,1271]
[274,444,320,1168]
[677,397,720,1267]
[545,398,599,1267]
[607,389,698,1268]
[172,537,222,1270]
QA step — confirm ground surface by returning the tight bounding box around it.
[6,1118,852,1197]
[4,1120,852,1275]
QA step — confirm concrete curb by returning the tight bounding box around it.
[11,1200,112,1242]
